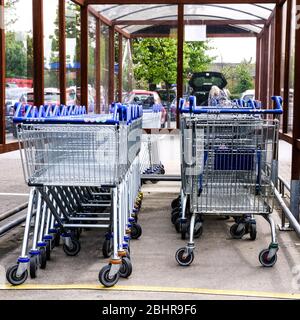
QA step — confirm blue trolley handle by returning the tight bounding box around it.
[180,95,283,115]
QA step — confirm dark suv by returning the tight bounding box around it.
[189,72,228,106]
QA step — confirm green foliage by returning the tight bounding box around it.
[5,0,33,79]
[5,31,32,78]
[132,38,214,89]
[183,41,215,75]
[234,59,254,94]
[222,59,254,95]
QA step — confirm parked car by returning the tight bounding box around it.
[241,89,255,102]
[26,88,61,106]
[189,71,229,106]
[5,87,29,114]
[25,88,77,107]
[157,89,176,106]
[5,87,30,136]
[124,90,167,127]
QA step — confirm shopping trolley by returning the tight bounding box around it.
[142,105,162,128]
[140,105,165,179]
[6,103,143,287]
[174,95,283,267]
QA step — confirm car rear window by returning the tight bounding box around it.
[191,76,225,89]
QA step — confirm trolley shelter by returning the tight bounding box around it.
[1,0,300,288]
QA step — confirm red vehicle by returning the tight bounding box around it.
[124,90,167,126]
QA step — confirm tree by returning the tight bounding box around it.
[132,38,214,96]
[5,31,27,78]
[222,59,254,96]
[184,41,215,75]
[234,59,254,94]
[5,0,33,80]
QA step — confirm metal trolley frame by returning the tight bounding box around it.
[6,103,144,288]
[174,96,283,268]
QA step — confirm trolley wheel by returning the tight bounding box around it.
[102,238,113,258]
[6,265,28,286]
[249,223,257,241]
[29,256,38,279]
[72,228,81,240]
[171,196,181,209]
[119,257,133,278]
[63,239,81,256]
[39,247,47,270]
[193,221,203,239]
[50,238,56,250]
[175,248,194,267]
[131,223,142,240]
[171,207,180,216]
[54,232,60,247]
[46,240,51,260]
[171,211,180,225]
[132,214,138,223]
[98,265,120,287]
[181,222,188,240]
[259,249,277,267]
[174,218,181,233]
[230,223,246,239]
[160,168,166,175]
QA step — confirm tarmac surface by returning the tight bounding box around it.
[0,140,300,300]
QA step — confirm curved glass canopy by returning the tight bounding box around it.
[92,3,274,34]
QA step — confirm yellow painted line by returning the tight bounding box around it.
[0,284,300,299]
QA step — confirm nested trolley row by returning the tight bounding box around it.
[6,103,144,287]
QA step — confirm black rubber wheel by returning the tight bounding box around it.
[119,257,133,278]
[171,196,181,209]
[132,214,138,223]
[181,222,188,240]
[46,240,51,260]
[131,223,142,240]
[29,256,38,279]
[98,265,120,287]
[174,218,181,233]
[249,223,257,241]
[171,207,180,216]
[39,247,47,270]
[102,238,113,258]
[63,239,81,256]
[6,264,28,286]
[230,223,246,239]
[54,232,60,247]
[193,221,203,239]
[50,237,56,250]
[73,228,81,240]
[175,248,194,266]
[259,249,277,267]
[171,211,179,225]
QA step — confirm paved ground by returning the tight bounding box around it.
[0,141,299,300]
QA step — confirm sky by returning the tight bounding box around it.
[207,38,256,63]
[5,2,257,64]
